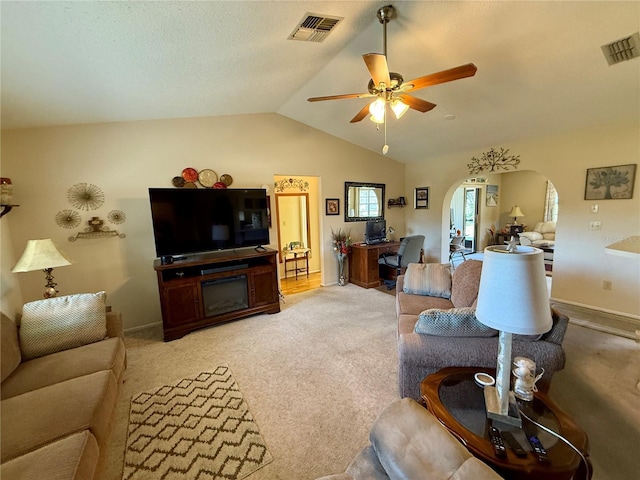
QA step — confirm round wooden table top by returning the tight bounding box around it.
[420,367,591,480]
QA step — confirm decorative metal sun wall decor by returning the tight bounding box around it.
[467,147,521,175]
[55,209,82,229]
[67,183,105,211]
[274,178,309,192]
[56,183,126,241]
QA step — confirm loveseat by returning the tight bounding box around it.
[396,260,568,399]
[316,397,503,480]
[1,292,126,480]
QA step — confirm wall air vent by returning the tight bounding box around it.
[288,13,343,42]
[601,32,640,65]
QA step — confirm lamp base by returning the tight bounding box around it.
[483,386,522,427]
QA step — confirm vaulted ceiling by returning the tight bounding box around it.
[2,1,638,163]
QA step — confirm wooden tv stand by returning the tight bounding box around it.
[153,247,280,341]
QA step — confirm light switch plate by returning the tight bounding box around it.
[591,204,599,213]
[589,221,602,230]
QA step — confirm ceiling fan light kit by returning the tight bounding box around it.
[307,4,477,152]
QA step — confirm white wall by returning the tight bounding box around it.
[406,120,640,317]
[1,114,406,327]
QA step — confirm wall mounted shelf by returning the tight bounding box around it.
[69,229,125,241]
[0,204,20,218]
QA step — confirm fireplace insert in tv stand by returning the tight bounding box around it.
[153,247,280,341]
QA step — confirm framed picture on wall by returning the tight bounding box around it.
[414,187,429,209]
[584,164,636,200]
[486,185,499,207]
[326,198,340,215]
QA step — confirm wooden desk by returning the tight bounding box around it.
[349,242,400,288]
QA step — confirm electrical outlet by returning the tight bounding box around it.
[603,280,612,290]
[589,221,602,231]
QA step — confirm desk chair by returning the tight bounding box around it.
[449,236,466,266]
[378,235,425,289]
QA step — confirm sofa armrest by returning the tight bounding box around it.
[544,308,569,345]
[106,312,123,339]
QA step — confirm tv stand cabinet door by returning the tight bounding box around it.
[160,281,201,327]
[249,267,278,307]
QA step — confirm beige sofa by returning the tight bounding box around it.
[396,260,568,399]
[316,397,503,480]
[1,293,126,480]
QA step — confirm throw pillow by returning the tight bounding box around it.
[519,231,543,242]
[402,263,452,299]
[19,291,108,360]
[415,307,498,337]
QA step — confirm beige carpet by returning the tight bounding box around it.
[100,283,640,480]
[100,284,398,479]
[123,366,272,479]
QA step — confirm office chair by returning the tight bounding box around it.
[449,236,466,266]
[378,235,425,289]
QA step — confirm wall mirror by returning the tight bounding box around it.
[275,193,310,262]
[344,182,385,222]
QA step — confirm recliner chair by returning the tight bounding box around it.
[378,235,425,289]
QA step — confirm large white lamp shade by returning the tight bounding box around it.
[12,239,73,298]
[475,245,552,425]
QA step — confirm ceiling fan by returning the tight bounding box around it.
[307,4,477,125]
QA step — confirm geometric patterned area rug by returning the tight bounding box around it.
[122,365,272,480]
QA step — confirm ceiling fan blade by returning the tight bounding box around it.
[403,63,477,92]
[397,94,437,113]
[350,103,372,123]
[308,92,373,102]
[363,53,391,87]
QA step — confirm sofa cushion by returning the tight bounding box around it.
[415,307,498,337]
[1,312,21,382]
[1,370,117,462]
[519,231,543,242]
[1,336,125,400]
[402,263,451,299]
[19,291,107,360]
[0,431,98,480]
[450,259,483,308]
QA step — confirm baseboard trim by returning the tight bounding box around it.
[550,298,640,342]
[124,321,162,333]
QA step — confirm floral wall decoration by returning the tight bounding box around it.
[274,178,309,192]
[55,209,82,229]
[467,147,521,174]
[107,209,126,224]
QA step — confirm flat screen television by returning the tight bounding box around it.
[365,219,386,245]
[148,188,270,258]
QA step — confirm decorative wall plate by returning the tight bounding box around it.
[172,176,186,188]
[181,168,198,183]
[220,174,233,186]
[198,169,218,187]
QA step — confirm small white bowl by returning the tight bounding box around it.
[474,372,495,388]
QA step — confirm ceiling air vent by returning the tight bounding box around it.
[288,13,343,42]
[601,32,640,65]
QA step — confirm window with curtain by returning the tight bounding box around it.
[544,181,558,222]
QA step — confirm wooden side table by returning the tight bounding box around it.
[421,367,591,480]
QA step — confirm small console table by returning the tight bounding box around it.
[153,248,280,341]
[348,241,400,288]
[282,247,311,279]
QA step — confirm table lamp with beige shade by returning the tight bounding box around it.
[12,239,73,298]
[509,205,525,225]
[475,244,552,426]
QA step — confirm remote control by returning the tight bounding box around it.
[488,427,507,457]
[527,433,549,463]
[503,431,528,458]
